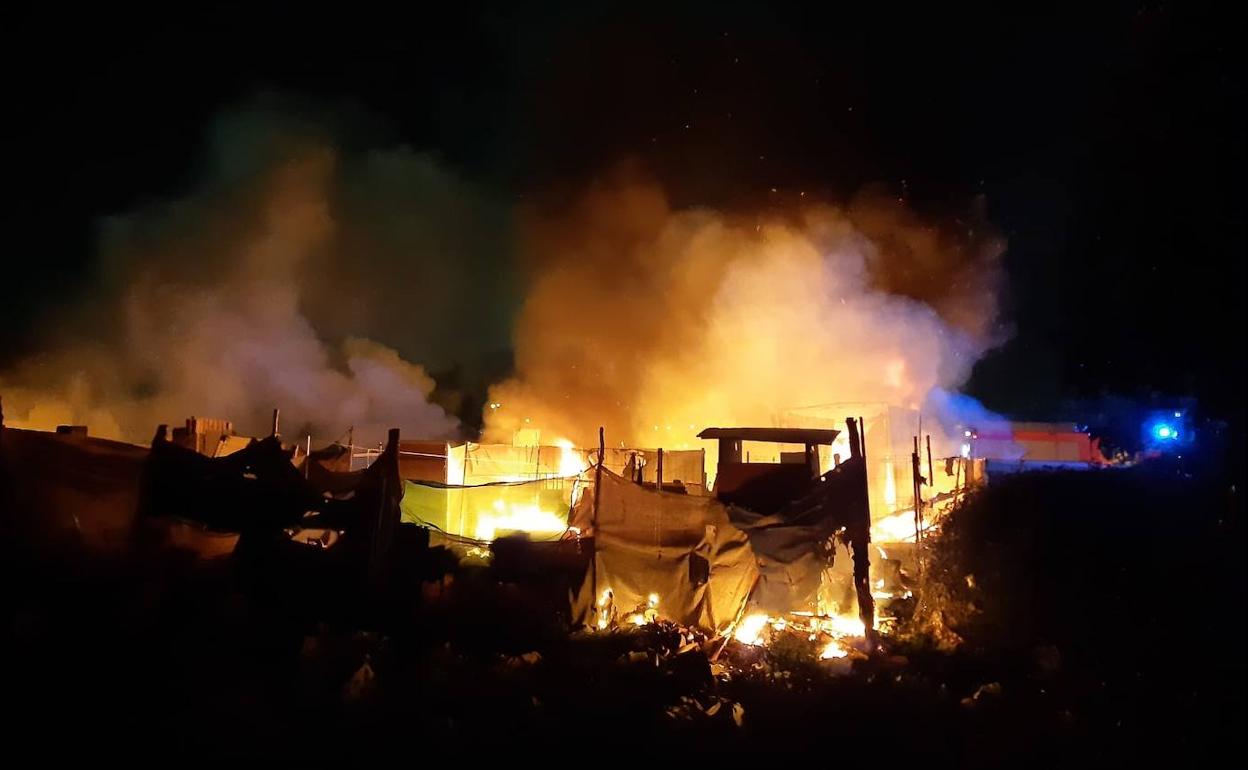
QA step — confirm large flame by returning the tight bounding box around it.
[472,498,568,542]
[734,611,869,659]
[553,437,590,477]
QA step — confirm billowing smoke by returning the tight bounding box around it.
[0,102,513,445]
[484,171,1006,455]
[1,102,1006,454]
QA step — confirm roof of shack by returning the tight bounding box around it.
[696,427,840,445]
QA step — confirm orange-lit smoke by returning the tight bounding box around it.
[484,174,1005,455]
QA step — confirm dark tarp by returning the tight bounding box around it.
[1,424,147,553]
[140,428,319,534]
[569,453,875,635]
[139,426,404,586]
[771,453,875,636]
[302,430,404,588]
[570,468,757,632]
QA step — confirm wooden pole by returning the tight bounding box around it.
[912,436,923,584]
[926,434,935,507]
[459,441,470,534]
[592,427,604,623]
[845,417,875,649]
[656,447,664,490]
[271,408,280,438]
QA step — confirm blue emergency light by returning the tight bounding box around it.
[1152,423,1177,441]
[1145,409,1191,451]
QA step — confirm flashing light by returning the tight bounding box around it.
[1152,423,1178,441]
[963,430,972,438]
[960,443,971,458]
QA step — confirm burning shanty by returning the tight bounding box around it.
[1,393,986,666]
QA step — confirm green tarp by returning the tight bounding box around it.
[400,478,580,543]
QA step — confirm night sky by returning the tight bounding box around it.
[4,3,1244,430]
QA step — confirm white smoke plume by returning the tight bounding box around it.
[1,102,511,445]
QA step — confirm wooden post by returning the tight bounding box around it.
[270,408,280,438]
[845,417,875,649]
[701,449,707,493]
[369,428,401,591]
[591,427,604,625]
[656,448,664,490]
[912,435,921,526]
[305,435,312,479]
[459,441,471,534]
[926,433,935,506]
[912,436,924,583]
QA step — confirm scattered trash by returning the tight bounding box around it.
[664,694,744,728]
[504,650,543,668]
[342,654,377,704]
[960,681,1003,708]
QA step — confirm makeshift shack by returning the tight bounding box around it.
[570,419,876,639]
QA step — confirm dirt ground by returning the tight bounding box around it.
[4,455,1243,766]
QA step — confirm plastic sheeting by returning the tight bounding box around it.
[0,426,147,553]
[401,478,580,543]
[570,453,877,634]
[570,468,758,632]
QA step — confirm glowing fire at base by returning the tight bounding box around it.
[473,498,568,542]
[734,614,771,645]
[734,611,867,660]
[871,509,938,543]
[597,589,662,629]
[820,640,849,659]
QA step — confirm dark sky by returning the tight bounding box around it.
[4,3,1244,425]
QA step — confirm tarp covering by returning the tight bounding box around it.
[1,425,148,553]
[728,506,830,616]
[771,453,876,632]
[213,434,253,458]
[140,427,405,586]
[570,468,758,631]
[570,451,875,633]
[302,442,352,472]
[306,453,369,497]
[400,478,579,543]
[141,431,320,534]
